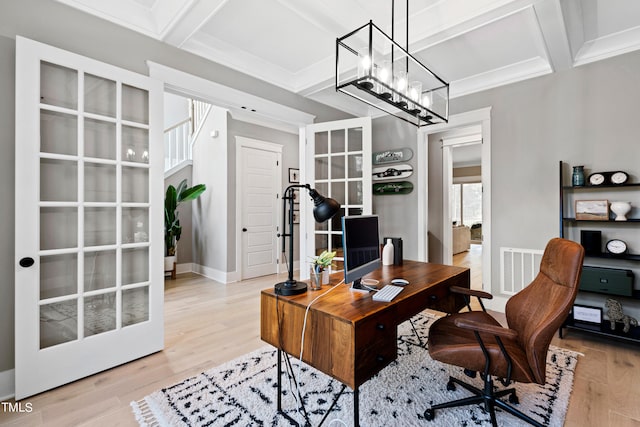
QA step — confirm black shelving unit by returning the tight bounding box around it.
[558,161,640,343]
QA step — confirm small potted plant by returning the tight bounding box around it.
[309,250,336,289]
[165,179,206,272]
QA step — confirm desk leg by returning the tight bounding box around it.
[277,349,283,412]
[354,387,359,427]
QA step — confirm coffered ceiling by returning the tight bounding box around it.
[54,0,640,118]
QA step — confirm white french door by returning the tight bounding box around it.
[14,37,163,399]
[302,118,372,278]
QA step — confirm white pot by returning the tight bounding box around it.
[164,256,176,271]
[610,201,632,221]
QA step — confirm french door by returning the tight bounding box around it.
[302,118,372,277]
[14,37,163,399]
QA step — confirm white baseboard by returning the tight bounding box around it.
[0,369,15,400]
[176,263,193,275]
[192,263,230,284]
[484,295,508,313]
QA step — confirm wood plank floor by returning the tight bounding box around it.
[2,250,639,426]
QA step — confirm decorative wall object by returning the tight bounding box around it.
[575,200,609,220]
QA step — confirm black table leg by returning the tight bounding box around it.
[354,387,359,427]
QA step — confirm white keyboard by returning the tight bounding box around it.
[372,285,404,302]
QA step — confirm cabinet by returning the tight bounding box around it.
[558,161,640,343]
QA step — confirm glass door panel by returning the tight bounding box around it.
[122,84,149,124]
[40,300,78,349]
[40,207,77,250]
[84,73,116,117]
[122,247,149,285]
[84,118,116,160]
[40,110,77,155]
[122,167,149,203]
[84,293,116,337]
[84,163,117,202]
[40,254,77,299]
[122,207,149,244]
[122,287,149,327]
[84,250,116,292]
[40,61,77,109]
[122,126,149,164]
[40,159,78,201]
[84,207,116,246]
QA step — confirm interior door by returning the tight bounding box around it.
[14,37,163,399]
[302,118,372,278]
[238,139,281,279]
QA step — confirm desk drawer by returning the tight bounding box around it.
[354,309,397,386]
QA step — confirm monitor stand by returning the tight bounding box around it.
[350,278,370,293]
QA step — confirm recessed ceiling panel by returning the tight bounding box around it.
[581,0,640,41]
[413,10,547,81]
[198,0,333,74]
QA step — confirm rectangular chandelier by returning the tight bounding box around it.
[336,21,449,127]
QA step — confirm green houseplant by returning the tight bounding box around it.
[309,250,336,289]
[165,179,206,257]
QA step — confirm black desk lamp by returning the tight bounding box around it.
[275,184,340,296]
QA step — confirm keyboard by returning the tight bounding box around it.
[372,285,404,302]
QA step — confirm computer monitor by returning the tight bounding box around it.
[341,215,381,290]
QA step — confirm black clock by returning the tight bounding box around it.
[606,239,628,255]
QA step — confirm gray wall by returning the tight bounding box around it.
[0,0,350,373]
[372,116,420,259]
[0,35,15,374]
[447,50,640,299]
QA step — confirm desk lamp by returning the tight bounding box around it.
[275,184,340,296]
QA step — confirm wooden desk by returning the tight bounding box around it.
[260,260,470,425]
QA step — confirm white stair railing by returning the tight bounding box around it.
[164,99,212,172]
[164,118,190,171]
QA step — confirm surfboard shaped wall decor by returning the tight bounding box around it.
[373,181,414,195]
[372,163,413,181]
[372,148,413,165]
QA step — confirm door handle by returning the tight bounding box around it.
[19,257,35,268]
[242,228,247,232]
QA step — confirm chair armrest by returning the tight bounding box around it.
[454,318,518,340]
[450,286,493,300]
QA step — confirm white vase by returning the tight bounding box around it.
[382,238,394,266]
[610,201,632,221]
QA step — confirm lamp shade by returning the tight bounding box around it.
[308,188,340,223]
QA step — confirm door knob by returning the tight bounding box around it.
[19,257,35,268]
[242,228,247,232]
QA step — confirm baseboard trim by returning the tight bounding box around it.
[192,263,229,284]
[176,263,193,275]
[485,295,508,313]
[0,369,15,400]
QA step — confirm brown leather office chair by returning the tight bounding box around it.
[424,238,584,427]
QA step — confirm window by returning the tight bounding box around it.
[451,182,482,227]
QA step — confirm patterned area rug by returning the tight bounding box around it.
[132,313,579,426]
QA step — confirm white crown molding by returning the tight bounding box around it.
[451,57,552,98]
[574,25,640,67]
[147,61,315,129]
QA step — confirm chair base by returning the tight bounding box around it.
[424,375,544,427]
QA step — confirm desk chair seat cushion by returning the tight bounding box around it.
[428,311,535,384]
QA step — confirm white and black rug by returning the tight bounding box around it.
[132,313,579,426]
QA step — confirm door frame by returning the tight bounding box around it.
[418,107,492,294]
[235,137,283,279]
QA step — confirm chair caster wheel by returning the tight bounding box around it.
[464,368,477,378]
[424,408,435,421]
[446,380,456,391]
[509,393,519,404]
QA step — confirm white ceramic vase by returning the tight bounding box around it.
[610,201,631,221]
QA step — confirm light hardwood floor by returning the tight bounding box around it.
[2,251,639,426]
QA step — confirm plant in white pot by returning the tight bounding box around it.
[309,250,336,289]
[164,179,206,271]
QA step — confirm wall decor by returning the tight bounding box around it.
[587,170,629,186]
[575,200,609,220]
[373,181,414,195]
[372,148,413,165]
[372,163,413,181]
[289,168,299,183]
